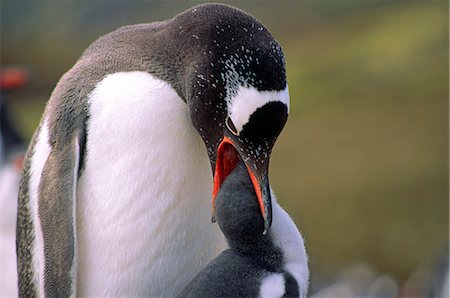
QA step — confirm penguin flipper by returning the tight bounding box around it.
[17,122,83,298]
[36,132,82,297]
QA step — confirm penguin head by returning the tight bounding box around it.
[215,162,265,246]
[172,4,289,233]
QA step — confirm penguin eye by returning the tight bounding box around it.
[226,116,239,136]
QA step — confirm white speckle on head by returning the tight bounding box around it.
[259,273,285,298]
[227,85,289,134]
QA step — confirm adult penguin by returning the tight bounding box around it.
[17,3,292,297]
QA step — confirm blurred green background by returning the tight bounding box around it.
[1,0,448,292]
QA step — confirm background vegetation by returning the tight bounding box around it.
[2,0,448,292]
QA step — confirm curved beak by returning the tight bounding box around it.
[212,136,272,234]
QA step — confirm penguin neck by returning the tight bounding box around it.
[214,164,287,272]
[227,228,284,272]
[224,198,303,274]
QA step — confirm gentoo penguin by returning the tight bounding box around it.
[179,162,309,297]
[17,3,296,297]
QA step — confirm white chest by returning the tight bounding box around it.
[76,72,226,297]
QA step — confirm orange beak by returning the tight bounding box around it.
[212,136,272,234]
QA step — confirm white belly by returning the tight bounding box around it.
[76,72,226,297]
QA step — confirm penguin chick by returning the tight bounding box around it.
[179,162,309,297]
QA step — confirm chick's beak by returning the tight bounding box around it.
[212,136,272,234]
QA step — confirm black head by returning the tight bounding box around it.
[167,4,289,232]
[215,161,284,270]
[215,162,264,246]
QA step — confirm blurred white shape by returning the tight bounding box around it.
[367,274,399,298]
[310,284,356,298]
[335,263,375,296]
[437,269,448,298]
[0,162,20,297]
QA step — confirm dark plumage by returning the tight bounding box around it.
[178,162,299,297]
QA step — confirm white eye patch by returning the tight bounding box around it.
[227,85,289,134]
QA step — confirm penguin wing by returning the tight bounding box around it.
[37,131,83,297]
[17,118,85,297]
